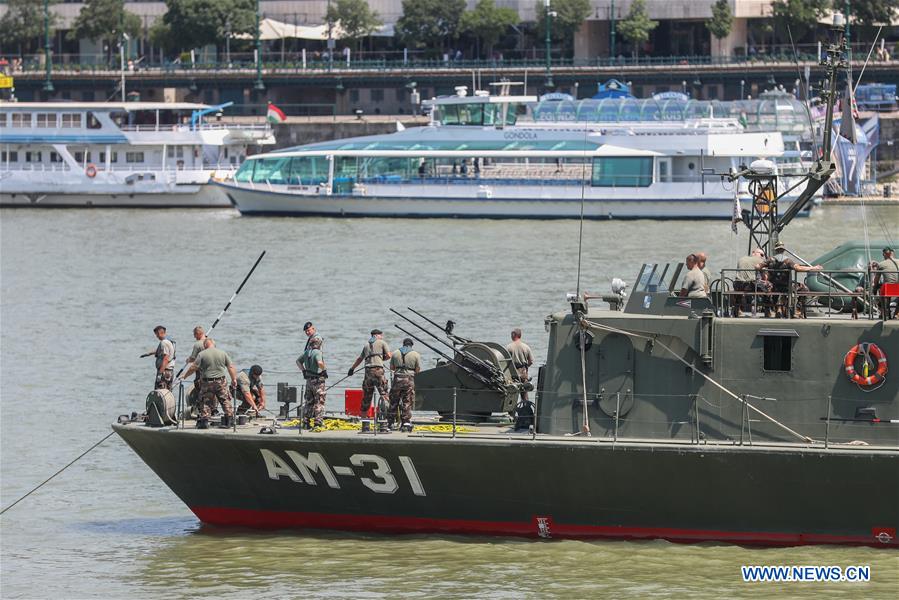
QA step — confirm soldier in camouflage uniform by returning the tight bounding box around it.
[388,338,421,432]
[151,325,176,390]
[236,364,266,414]
[348,329,392,433]
[506,328,535,431]
[186,326,207,413]
[298,337,327,430]
[183,338,237,428]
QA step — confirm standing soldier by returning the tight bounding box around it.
[348,329,392,433]
[298,337,327,431]
[303,321,322,352]
[236,364,266,415]
[507,328,535,431]
[388,338,421,432]
[151,325,176,390]
[183,339,237,429]
[186,326,206,411]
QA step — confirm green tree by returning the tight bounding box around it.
[534,0,591,56]
[771,0,830,42]
[850,0,899,26]
[707,0,733,56]
[326,0,383,51]
[617,0,658,57]
[460,0,519,58]
[395,0,467,53]
[0,0,56,54]
[154,0,255,55]
[68,0,141,61]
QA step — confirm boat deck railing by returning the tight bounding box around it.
[168,381,897,451]
[117,123,271,133]
[714,267,897,320]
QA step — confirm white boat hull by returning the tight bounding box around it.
[0,185,231,208]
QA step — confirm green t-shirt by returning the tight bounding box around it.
[196,347,232,379]
[301,348,324,374]
[190,339,206,361]
[390,349,421,373]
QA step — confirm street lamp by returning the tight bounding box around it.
[254,0,265,90]
[740,79,745,100]
[120,32,129,101]
[544,0,555,89]
[43,0,53,93]
[609,0,616,58]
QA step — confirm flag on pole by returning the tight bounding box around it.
[266,103,287,124]
[731,187,742,234]
[839,83,857,144]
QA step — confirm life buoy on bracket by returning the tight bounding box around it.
[85,164,97,178]
[844,343,888,388]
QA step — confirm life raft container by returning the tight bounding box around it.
[844,343,888,387]
[85,164,97,178]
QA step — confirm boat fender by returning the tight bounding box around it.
[844,343,888,388]
[85,164,97,178]
[145,389,177,427]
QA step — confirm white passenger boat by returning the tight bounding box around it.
[218,86,818,219]
[0,102,274,207]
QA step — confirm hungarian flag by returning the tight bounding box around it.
[267,103,286,124]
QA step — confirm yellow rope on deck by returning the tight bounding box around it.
[279,418,475,433]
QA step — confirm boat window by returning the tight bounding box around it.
[125,152,145,163]
[287,156,329,185]
[2,151,19,162]
[36,113,56,128]
[50,151,63,163]
[250,156,291,184]
[763,336,792,372]
[167,146,184,159]
[11,113,30,127]
[86,112,102,129]
[25,151,42,162]
[591,157,653,187]
[440,105,460,125]
[234,159,256,182]
[61,113,81,128]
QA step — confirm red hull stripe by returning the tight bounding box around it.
[191,506,898,548]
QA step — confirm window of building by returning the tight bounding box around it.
[349,89,360,103]
[591,157,653,187]
[11,113,30,127]
[36,113,57,127]
[61,113,81,128]
[126,152,145,163]
[396,88,407,102]
[371,89,385,102]
[763,336,792,371]
[2,151,19,162]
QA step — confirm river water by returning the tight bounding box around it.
[1,205,898,599]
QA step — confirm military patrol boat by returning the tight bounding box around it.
[114,16,897,547]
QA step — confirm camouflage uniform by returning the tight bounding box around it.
[199,376,233,418]
[362,367,389,417]
[388,375,415,425]
[303,376,327,426]
[236,369,264,414]
[155,369,174,390]
[154,337,176,390]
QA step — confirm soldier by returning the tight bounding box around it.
[388,338,421,432]
[679,254,707,299]
[696,252,712,293]
[348,329,392,433]
[298,337,327,430]
[236,364,266,415]
[764,242,822,318]
[302,321,323,352]
[183,338,237,429]
[151,325,176,390]
[733,248,772,317]
[185,326,206,411]
[872,246,898,319]
[506,328,534,403]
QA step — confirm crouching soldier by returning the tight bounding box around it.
[388,338,421,432]
[298,337,327,430]
[183,338,236,429]
[236,364,266,415]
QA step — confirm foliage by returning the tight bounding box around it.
[460,0,518,57]
[68,0,141,48]
[0,0,56,54]
[326,0,383,50]
[395,0,467,51]
[155,0,255,54]
[534,0,591,53]
[617,0,658,56]
[771,0,830,41]
[707,0,733,41]
[849,0,899,26]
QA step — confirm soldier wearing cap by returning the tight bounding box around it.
[302,321,323,352]
[872,246,898,319]
[764,242,822,318]
[388,338,421,432]
[348,329,392,433]
[151,325,176,390]
[298,337,327,430]
[236,364,266,415]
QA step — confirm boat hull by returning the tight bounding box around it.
[0,185,231,208]
[113,424,898,547]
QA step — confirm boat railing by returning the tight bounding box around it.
[174,379,894,449]
[117,123,271,133]
[714,267,894,320]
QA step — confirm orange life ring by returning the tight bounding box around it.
[85,164,97,178]
[844,343,888,387]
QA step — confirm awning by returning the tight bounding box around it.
[232,18,393,41]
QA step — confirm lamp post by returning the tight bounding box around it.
[544,0,554,89]
[740,79,745,100]
[43,0,53,93]
[120,32,129,101]
[609,0,616,58]
[254,0,265,90]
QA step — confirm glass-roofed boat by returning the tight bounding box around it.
[218,84,820,219]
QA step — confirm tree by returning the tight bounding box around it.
[534,0,591,56]
[706,0,733,56]
[850,0,899,26]
[771,0,829,42]
[68,0,141,61]
[395,0,467,53]
[326,0,383,52]
[617,0,658,57]
[154,0,255,55]
[0,0,56,55]
[460,0,519,58]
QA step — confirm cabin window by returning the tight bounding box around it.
[763,336,792,372]
[167,146,184,159]
[11,113,31,127]
[61,113,81,128]
[98,152,117,163]
[2,151,19,162]
[249,156,291,184]
[87,112,102,129]
[49,151,63,163]
[25,151,42,162]
[36,113,56,128]
[591,157,653,187]
[234,159,256,182]
[126,152,145,163]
